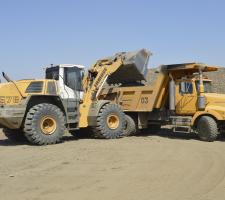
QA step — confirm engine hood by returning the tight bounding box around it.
[0,79,48,105]
[205,93,225,103]
[205,93,225,104]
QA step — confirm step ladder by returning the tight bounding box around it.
[170,116,192,133]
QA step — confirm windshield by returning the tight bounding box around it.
[64,67,84,91]
[195,80,213,93]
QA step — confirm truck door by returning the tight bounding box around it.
[175,81,197,115]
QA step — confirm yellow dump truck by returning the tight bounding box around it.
[0,49,150,145]
[99,60,225,142]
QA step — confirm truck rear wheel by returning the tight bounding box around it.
[122,115,137,136]
[93,103,125,139]
[197,116,219,142]
[24,103,65,145]
[3,128,27,142]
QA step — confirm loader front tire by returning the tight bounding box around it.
[197,116,218,142]
[122,115,137,136]
[93,103,125,139]
[24,103,65,145]
[3,128,27,142]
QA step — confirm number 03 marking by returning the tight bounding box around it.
[141,97,148,104]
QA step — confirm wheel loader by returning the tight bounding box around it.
[0,49,150,145]
[99,61,225,142]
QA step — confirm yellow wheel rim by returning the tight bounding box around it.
[40,116,57,135]
[107,114,119,130]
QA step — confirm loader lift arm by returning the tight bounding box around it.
[79,58,124,127]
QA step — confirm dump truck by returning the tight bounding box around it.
[99,59,225,142]
[0,50,150,145]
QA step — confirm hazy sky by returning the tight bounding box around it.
[0,0,224,80]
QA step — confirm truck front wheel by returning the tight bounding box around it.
[93,103,125,139]
[24,103,65,145]
[197,116,219,142]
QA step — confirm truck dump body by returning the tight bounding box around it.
[99,71,169,112]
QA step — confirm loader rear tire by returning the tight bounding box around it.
[122,115,137,136]
[93,103,125,139]
[197,116,218,142]
[3,128,27,142]
[24,103,65,145]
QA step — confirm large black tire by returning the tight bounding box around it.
[24,103,66,145]
[3,128,27,142]
[122,115,137,136]
[197,116,219,142]
[93,103,125,139]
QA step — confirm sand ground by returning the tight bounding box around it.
[1,129,225,200]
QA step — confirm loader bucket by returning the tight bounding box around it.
[107,49,151,84]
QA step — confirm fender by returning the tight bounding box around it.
[191,109,223,126]
[87,100,111,126]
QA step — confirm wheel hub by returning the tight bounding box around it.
[107,114,119,130]
[40,116,57,135]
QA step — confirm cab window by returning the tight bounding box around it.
[46,66,59,80]
[64,67,83,91]
[179,82,193,94]
[195,81,213,93]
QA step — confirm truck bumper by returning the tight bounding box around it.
[0,105,26,129]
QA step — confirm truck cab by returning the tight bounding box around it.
[175,77,212,115]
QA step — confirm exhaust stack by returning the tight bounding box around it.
[198,68,206,110]
[169,74,176,111]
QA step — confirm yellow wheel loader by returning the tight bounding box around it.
[0,50,150,145]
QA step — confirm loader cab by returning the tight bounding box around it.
[45,64,85,101]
